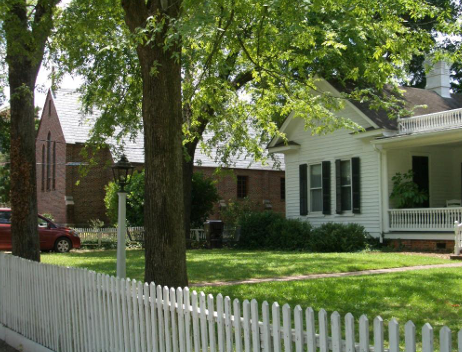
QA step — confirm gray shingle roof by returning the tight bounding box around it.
[51,89,284,171]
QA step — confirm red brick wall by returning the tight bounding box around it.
[35,93,67,225]
[194,166,286,219]
[386,239,454,253]
[65,144,114,227]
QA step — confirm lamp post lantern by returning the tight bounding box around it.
[111,154,134,278]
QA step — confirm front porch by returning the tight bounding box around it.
[373,119,462,237]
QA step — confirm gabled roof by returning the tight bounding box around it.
[50,89,283,171]
[329,82,462,130]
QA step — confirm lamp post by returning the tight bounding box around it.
[111,154,134,278]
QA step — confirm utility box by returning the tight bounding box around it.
[204,220,224,248]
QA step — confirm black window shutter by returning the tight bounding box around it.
[352,157,361,214]
[335,159,342,214]
[322,161,331,215]
[299,164,308,216]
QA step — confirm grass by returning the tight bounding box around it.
[200,267,462,347]
[41,249,450,283]
[41,249,459,348]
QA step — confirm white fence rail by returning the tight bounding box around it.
[1,252,461,352]
[455,221,462,255]
[73,227,145,243]
[75,227,215,243]
[388,207,462,231]
[398,107,462,134]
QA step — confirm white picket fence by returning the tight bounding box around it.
[73,226,145,243]
[75,227,206,243]
[1,253,461,352]
[455,221,462,255]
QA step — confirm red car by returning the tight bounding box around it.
[0,208,81,253]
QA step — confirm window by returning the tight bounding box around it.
[340,160,352,211]
[237,176,248,198]
[309,164,322,212]
[46,132,51,190]
[280,177,285,200]
[38,216,48,228]
[52,141,56,190]
[336,157,361,214]
[0,211,11,224]
[41,145,45,191]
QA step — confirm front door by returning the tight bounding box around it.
[412,156,430,207]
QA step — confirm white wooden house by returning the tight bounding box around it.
[268,62,462,251]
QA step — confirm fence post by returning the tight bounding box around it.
[98,229,102,247]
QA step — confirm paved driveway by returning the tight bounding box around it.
[0,341,18,352]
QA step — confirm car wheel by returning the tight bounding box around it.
[54,238,72,253]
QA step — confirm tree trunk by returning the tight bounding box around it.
[122,0,188,288]
[8,65,40,261]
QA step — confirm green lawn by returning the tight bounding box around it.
[41,249,449,283]
[200,268,462,347]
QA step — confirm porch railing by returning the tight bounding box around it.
[388,207,462,231]
[397,107,462,134]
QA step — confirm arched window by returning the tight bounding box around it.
[46,132,51,190]
[41,145,45,191]
[52,141,56,189]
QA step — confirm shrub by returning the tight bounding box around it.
[237,212,312,250]
[237,211,283,249]
[237,213,370,252]
[310,223,370,252]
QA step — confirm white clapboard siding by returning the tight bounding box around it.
[0,252,461,352]
[282,101,382,238]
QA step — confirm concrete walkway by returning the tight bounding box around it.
[0,341,18,352]
[193,262,462,287]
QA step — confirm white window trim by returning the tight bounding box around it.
[309,163,323,214]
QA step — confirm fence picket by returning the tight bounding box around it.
[294,306,304,352]
[374,316,384,352]
[251,299,261,352]
[359,315,369,352]
[405,321,416,352]
[331,311,342,352]
[319,309,329,352]
[184,288,192,352]
[422,323,434,352]
[164,286,172,352]
[440,326,452,352]
[273,303,282,352]
[171,288,179,352]
[145,283,153,352]
[345,313,355,352]
[306,308,316,352]
[208,294,217,352]
[139,282,147,352]
[192,291,200,352]
[157,285,166,352]
[217,294,225,352]
[151,283,159,352]
[200,292,209,352]
[389,318,400,352]
[234,299,243,352]
[262,302,272,352]
[224,297,233,352]
[243,300,252,352]
[178,288,186,352]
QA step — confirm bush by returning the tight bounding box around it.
[237,212,370,252]
[237,212,312,250]
[310,223,370,252]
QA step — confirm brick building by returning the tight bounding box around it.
[35,89,285,226]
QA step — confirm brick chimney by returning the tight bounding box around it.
[425,61,451,98]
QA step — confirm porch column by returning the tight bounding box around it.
[381,149,390,233]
